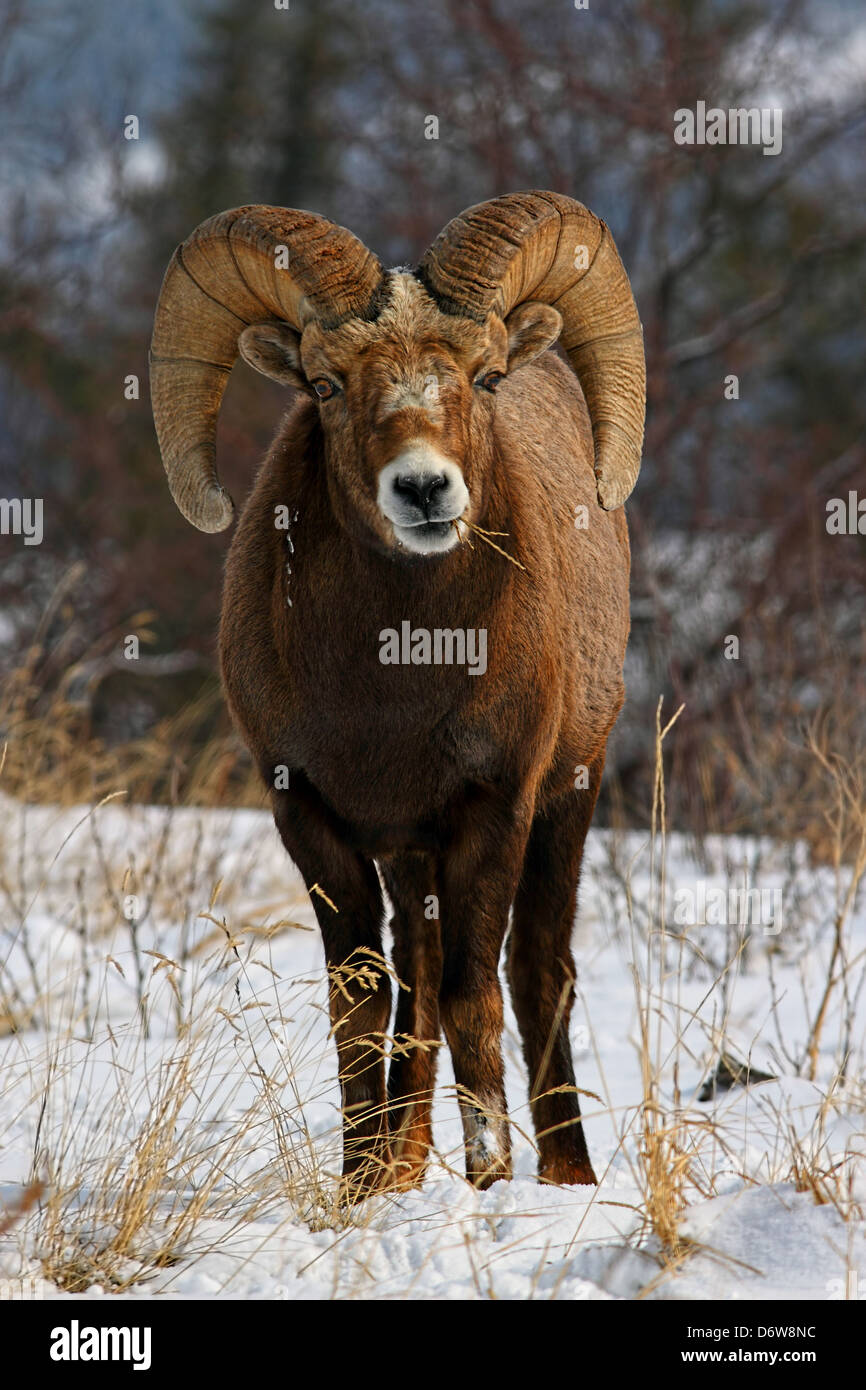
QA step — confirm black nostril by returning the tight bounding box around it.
[395,474,422,503]
[394,473,449,511]
[426,475,448,503]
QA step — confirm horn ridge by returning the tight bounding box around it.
[417,190,645,509]
[150,205,384,531]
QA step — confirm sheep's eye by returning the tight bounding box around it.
[312,378,336,400]
[478,370,504,393]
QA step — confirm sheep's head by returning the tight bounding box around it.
[237,274,561,555]
[150,193,646,551]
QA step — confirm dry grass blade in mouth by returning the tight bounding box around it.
[452,519,526,571]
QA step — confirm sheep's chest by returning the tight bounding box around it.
[284,659,505,837]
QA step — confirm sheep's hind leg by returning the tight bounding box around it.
[380,852,442,1190]
[506,772,602,1186]
[272,785,393,1201]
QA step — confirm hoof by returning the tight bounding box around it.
[389,1129,432,1192]
[468,1158,512,1191]
[390,1151,429,1193]
[538,1157,598,1186]
[339,1150,396,1205]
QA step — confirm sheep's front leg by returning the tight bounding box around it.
[272,783,392,1198]
[438,793,533,1189]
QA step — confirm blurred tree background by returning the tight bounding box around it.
[1,0,864,839]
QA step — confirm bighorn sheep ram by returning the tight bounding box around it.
[150,191,645,1195]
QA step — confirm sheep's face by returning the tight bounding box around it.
[239,273,561,558]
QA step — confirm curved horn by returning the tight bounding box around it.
[150,206,385,531]
[416,191,645,510]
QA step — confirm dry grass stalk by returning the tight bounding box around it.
[801,719,866,1080]
[452,519,527,571]
[635,698,694,1260]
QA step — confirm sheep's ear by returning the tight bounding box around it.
[504,302,563,372]
[238,322,312,392]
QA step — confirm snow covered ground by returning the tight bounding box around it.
[0,793,864,1300]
